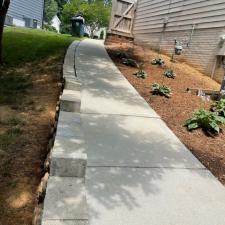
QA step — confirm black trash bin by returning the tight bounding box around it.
[71,14,84,37]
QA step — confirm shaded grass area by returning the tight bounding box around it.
[2,27,77,66]
[0,71,32,104]
[0,27,79,225]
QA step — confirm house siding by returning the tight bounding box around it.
[133,0,225,82]
[7,0,44,28]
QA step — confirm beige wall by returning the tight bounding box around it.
[133,0,225,82]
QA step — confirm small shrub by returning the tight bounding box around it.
[122,58,138,68]
[211,98,225,117]
[133,70,147,79]
[151,58,165,66]
[184,109,225,135]
[164,69,176,79]
[44,24,57,33]
[116,51,129,59]
[152,83,172,98]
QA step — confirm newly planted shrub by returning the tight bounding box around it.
[184,109,225,135]
[116,51,129,59]
[151,58,165,66]
[211,98,225,117]
[152,83,172,98]
[133,70,147,79]
[133,63,147,79]
[122,58,138,68]
[164,69,176,79]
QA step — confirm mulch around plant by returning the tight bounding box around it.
[106,42,225,186]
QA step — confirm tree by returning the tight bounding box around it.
[62,0,111,37]
[44,0,58,24]
[55,0,68,19]
[0,0,10,64]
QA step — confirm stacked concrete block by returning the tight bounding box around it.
[41,177,88,225]
[60,89,81,112]
[41,41,89,225]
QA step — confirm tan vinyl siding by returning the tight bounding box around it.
[133,0,225,82]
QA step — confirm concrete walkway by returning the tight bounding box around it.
[77,39,225,225]
[42,39,225,225]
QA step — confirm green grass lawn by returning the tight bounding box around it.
[2,27,79,66]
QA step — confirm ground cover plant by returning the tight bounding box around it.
[184,109,225,135]
[133,69,147,79]
[133,63,147,79]
[152,83,172,98]
[0,27,78,225]
[164,69,176,79]
[151,58,165,66]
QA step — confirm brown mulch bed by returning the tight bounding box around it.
[0,55,63,225]
[106,42,225,186]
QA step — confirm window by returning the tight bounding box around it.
[5,15,13,26]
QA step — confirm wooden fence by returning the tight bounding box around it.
[108,0,137,38]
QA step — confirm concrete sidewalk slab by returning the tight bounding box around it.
[86,167,225,225]
[60,89,81,112]
[42,221,88,225]
[42,177,88,221]
[65,78,81,91]
[81,88,159,117]
[56,112,83,138]
[82,114,203,168]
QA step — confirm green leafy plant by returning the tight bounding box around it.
[211,98,225,117]
[152,83,172,98]
[133,70,147,79]
[122,58,138,68]
[184,109,225,135]
[151,58,165,66]
[133,63,147,79]
[164,69,176,79]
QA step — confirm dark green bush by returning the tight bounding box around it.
[122,58,138,68]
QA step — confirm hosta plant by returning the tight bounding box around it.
[164,69,176,79]
[122,58,138,68]
[211,98,225,117]
[152,83,172,98]
[184,109,225,135]
[133,70,147,79]
[151,58,165,66]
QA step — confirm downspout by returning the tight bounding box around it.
[42,0,45,29]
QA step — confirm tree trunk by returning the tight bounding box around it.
[0,0,10,65]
